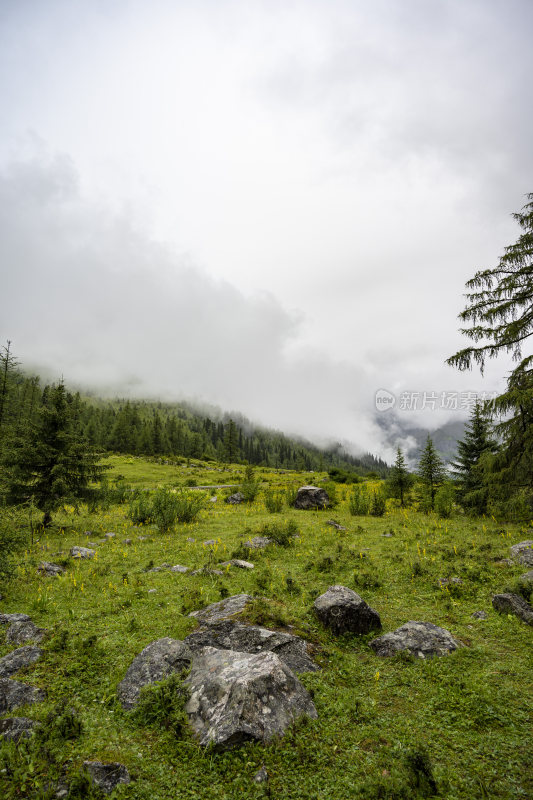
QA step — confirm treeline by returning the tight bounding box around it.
[0,343,388,475]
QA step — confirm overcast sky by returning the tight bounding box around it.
[1,0,531,459]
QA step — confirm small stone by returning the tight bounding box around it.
[219,560,254,570]
[186,538,196,543]
[37,562,64,577]
[83,761,131,794]
[170,565,189,573]
[314,585,381,635]
[225,492,245,504]
[0,646,42,678]
[438,577,463,587]
[104,532,116,539]
[203,539,217,546]
[325,520,347,531]
[244,537,272,550]
[472,610,488,620]
[0,717,39,741]
[148,589,157,594]
[492,593,533,625]
[253,767,269,784]
[191,568,224,576]
[70,546,95,559]
[123,539,132,545]
[137,536,149,541]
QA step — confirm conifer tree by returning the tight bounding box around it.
[386,446,412,507]
[417,436,446,511]
[447,193,533,513]
[451,402,498,514]
[6,382,106,526]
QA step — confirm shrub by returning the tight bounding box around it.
[151,487,183,532]
[132,672,190,736]
[349,485,369,516]
[240,465,260,503]
[369,489,386,517]
[264,488,284,513]
[255,519,299,547]
[128,491,152,525]
[0,506,26,580]
[172,489,207,523]
[435,482,455,518]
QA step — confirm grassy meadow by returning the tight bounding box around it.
[0,456,532,799]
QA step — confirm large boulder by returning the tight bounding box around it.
[117,638,192,710]
[294,486,329,510]
[369,621,463,658]
[0,613,32,625]
[0,678,45,713]
[0,646,42,678]
[83,761,131,794]
[0,717,39,742]
[313,585,381,635]
[70,546,95,559]
[510,541,533,567]
[492,593,533,625]
[184,619,318,674]
[37,562,64,577]
[185,646,317,750]
[189,594,253,625]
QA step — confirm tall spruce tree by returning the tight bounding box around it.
[451,402,498,514]
[6,382,106,526]
[417,436,446,511]
[386,446,412,507]
[447,193,533,515]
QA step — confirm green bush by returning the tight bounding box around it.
[264,488,284,513]
[349,485,369,516]
[255,519,299,547]
[240,465,260,503]
[172,489,207,524]
[435,482,455,518]
[151,488,182,532]
[0,506,26,580]
[370,489,386,517]
[128,491,153,525]
[132,672,190,736]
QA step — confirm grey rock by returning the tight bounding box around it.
[189,594,253,625]
[185,619,317,674]
[147,589,157,594]
[186,537,196,543]
[0,678,46,713]
[37,562,64,577]
[137,536,149,541]
[203,539,217,546]
[294,486,329,510]
[244,536,272,550]
[369,621,463,658]
[253,767,269,784]
[0,717,39,741]
[148,563,172,572]
[510,540,533,567]
[123,538,132,545]
[83,531,93,537]
[0,646,42,678]
[104,532,116,539]
[209,496,218,502]
[185,646,317,750]
[0,613,32,625]
[225,492,245,504]
[313,585,381,635]
[472,610,488,620]
[117,638,192,709]
[438,576,463,587]
[83,761,131,794]
[70,546,95,559]
[492,593,533,625]
[219,560,254,570]
[6,621,46,646]
[382,533,394,538]
[170,564,189,573]
[191,568,224,576]
[325,520,347,531]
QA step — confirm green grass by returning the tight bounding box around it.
[0,458,532,799]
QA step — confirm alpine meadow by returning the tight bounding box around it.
[1,3,532,799]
